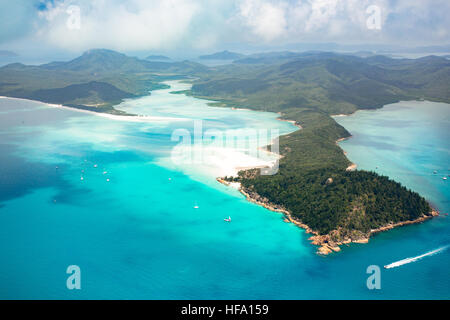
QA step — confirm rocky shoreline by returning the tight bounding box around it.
[217,177,440,255]
[216,118,440,256]
[307,209,439,255]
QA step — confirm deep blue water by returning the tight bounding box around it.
[0,88,448,299]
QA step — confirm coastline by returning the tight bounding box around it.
[218,177,440,255]
[191,115,300,178]
[0,95,186,123]
[1,87,294,181]
[276,113,303,129]
[335,136,357,171]
[217,109,441,255]
[5,94,441,256]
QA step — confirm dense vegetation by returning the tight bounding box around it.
[223,106,434,238]
[0,49,207,113]
[192,52,448,238]
[192,52,450,115]
[237,169,431,237]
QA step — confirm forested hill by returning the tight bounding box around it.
[191,52,448,251]
[0,49,207,114]
[192,52,450,116]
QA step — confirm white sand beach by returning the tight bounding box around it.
[0,96,186,123]
[168,144,279,178]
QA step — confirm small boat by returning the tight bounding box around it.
[103,171,108,175]
[433,170,437,174]
[443,177,447,180]
[94,164,98,168]
[80,177,84,181]
[106,178,110,182]
[224,216,232,222]
[193,205,199,209]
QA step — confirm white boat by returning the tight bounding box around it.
[224,216,231,222]
[443,177,447,180]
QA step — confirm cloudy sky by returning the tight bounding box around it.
[1,0,449,58]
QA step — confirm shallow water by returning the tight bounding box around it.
[0,90,449,299]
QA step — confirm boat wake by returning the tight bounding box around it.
[384,245,449,269]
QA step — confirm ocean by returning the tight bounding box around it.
[0,83,448,299]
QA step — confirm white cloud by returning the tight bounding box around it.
[305,0,339,32]
[36,0,203,51]
[237,0,288,42]
[2,0,450,53]
[0,0,37,43]
[234,0,394,43]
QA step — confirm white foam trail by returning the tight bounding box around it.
[384,245,449,269]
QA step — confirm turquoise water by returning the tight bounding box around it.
[0,88,449,299]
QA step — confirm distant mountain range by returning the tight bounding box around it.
[380,44,450,54]
[193,52,450,113]
[1,48,449,116]
[199,50,245,60]
[231,50,388,64]
[39,49,204,74]
[274,42,450,54]
[232,51,309,64]
[145,55,171,61]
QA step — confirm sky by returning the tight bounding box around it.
[0,0,449,60]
